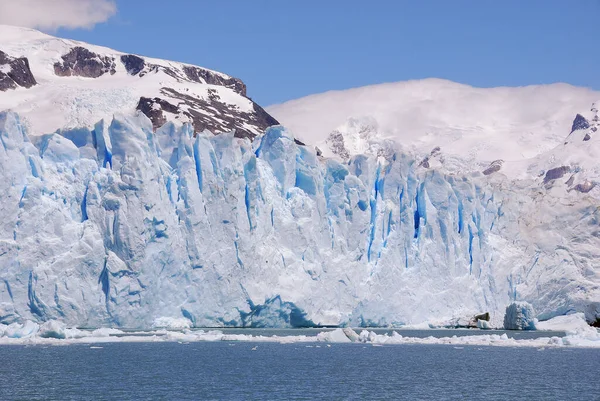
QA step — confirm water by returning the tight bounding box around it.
[1,341,598,400]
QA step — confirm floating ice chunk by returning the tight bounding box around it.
[39,320,66,339]
[536,313,598,337]
[477,319,491,329]
[504,302,537,330]
[316,328,353,343]
[4,320,39,338]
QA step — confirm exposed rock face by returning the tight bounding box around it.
[183,65,246,96]
[468,311,491,328]
[574,181,596,193]
[120,54,246,97]
[474,312,490,321]
[0,50,36,91]
[544,166,570,184]
[120,54,146,76]
[326,130,350,160]
[136,97,179,130]
[419,147,441,169]
[54,47,116,78]
[482,160,503,176]
[571,113,590,133]
[136,88,280,139]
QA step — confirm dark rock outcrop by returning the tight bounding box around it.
[54,47,116,78]
[136,88,280,139]
[483,160,503,176]
[326,131,350,160]
[574,181,595,193]
[136,97,179,130]
[0,50,37,91]
[565,175,575,186]
[183,65,246,96]
[571,114,590,133]
[121,54,146,76]
[419,148,441,169]
[543,166,570,184]
[474,312,490,321]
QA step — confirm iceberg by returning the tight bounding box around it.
[0,110,599,329]
[503,302,537,330]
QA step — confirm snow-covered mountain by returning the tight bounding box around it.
[0,26,599,329]
[267,79,600,171]
[0,25,278,139]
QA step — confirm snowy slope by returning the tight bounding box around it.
[267,79,600,171]
[0,25,278,138]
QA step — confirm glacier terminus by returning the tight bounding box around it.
[1,106,599,329]
[0,25,599,331]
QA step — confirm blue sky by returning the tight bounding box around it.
[55,0,600,106]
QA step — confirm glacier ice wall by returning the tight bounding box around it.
[0,111,598,328]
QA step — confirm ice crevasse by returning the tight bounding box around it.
[0,111,598,329]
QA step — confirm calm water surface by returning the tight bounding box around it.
[1,340,598,400]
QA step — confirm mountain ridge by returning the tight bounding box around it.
[0,24,278,139]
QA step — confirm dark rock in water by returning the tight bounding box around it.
[543,166,570,184]
[0,50,37,91]
[467,312,491,328]
[483,160,503,176]
[183,65,246,96]
[136,88,280,139]
[571,114,590,133]
[121,54,145,76]
[574,181,595,193]
[54,46,116,78]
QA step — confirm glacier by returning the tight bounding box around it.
[1,110,599,329]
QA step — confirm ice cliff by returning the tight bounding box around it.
[1,110,599,328]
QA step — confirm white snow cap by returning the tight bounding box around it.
[268,79,600,165]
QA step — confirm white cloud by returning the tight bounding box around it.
[0,0,116,31]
